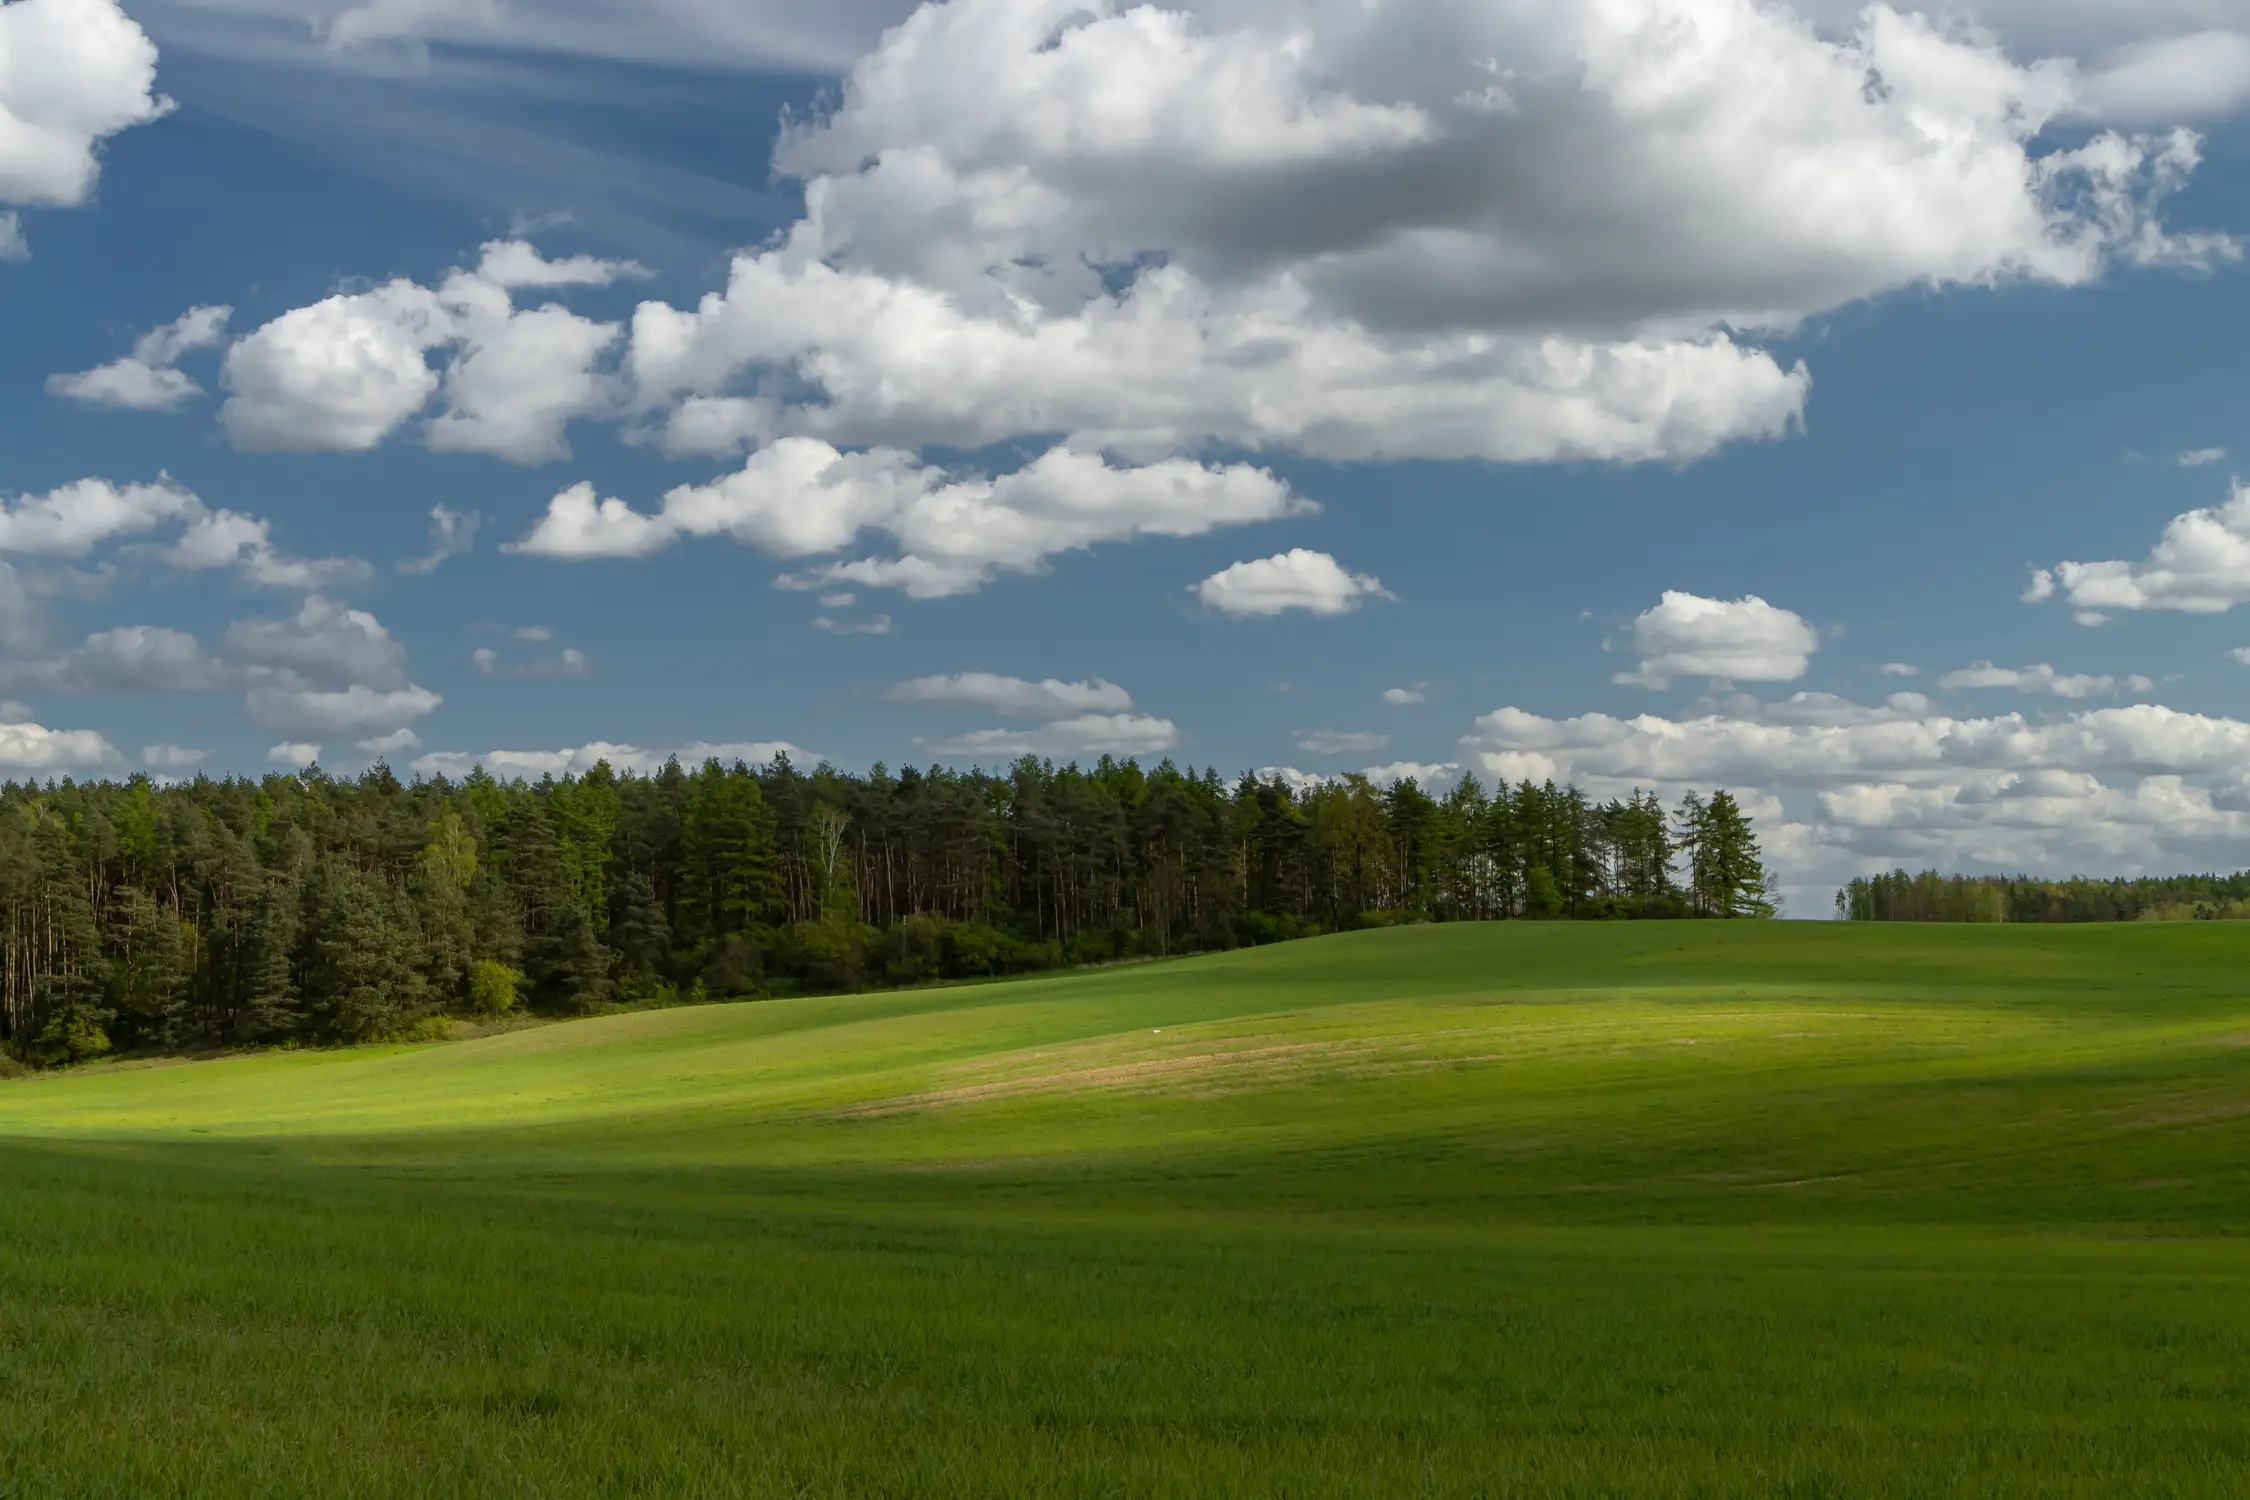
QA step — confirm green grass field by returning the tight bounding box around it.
[6,921,2250,1497]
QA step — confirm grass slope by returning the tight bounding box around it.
[5,921,2250,1496]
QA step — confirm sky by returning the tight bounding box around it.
[10,0,2250,913]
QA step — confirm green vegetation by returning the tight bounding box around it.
[0,759,1770,1069]
[1840,867,2250,922]
[6,920,2250,1496]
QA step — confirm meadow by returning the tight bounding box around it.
[4,920,2250,1497]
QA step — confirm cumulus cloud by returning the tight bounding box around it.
[1879,662,1921,677]
[613,0,2223,480]
[166,509,370,590]
[0,477,200,556]
[47,306,233,411]
[1465,695,2250,883]
[223,596,441,740]
[0,0,170,228]
[1296,729,1389,755]
[926,713,1179,758]
[222,595,409,691]
[411,738,808,780]
[1195,550,1392,617]
[813,613,892,635]
[248,682,443,739]
[0,593,442,747]
[1938,662,2119,698]
[0,213,22,262]
[2080,32,2250,121]
[1383,686,1426,705]
[474,642,590,677]
[224,598,439,736]
[141,744,207,769]
[268,742,323,766]
[513,440,1303,596]
[896,670,1171,757]
[0,720,118,770]
[399,505,479,574]
[2179,446,2230,468]
[1362,760,1460,789]
[471,239,646,290]
[2040,481,2250,615]
[891,672,1134,717]
[357,728,422,755]
[0,625,231,695]
[218,241,635,461]
[1615,591,1819,689]
[0,475,363,597]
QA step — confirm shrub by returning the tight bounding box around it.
[394,1014,457,1044]
[467,960,521,1016]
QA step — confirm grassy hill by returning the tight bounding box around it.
[5,922,2250,1496]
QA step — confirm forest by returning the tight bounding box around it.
[0,755,1775,1067]
[1835,869,2250,923]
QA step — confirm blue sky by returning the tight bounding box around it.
[11,0,2250,910]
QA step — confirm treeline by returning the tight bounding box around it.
[1836,869,2250,923]
[0,756,1774,1067]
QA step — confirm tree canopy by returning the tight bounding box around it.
[0,756,1774,1067]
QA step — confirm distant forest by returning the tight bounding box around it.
[0,756,1776,1067]
[1836,870,2250,924]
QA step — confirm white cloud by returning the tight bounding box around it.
[1,625,231,695]
[0,477,200,556]
[166,509,371,591]
[220,279,454,452]
[1466,698,2250,788]
[2179,446,2230,467]
[399,505,479,574]
[818,592,855,608]
[0,0,170,214]
[223,595,408,691]
[1465,696,2250,883]
[927,712,1179,757]
[1382,686,1426,705]
[891,672,1134,718]
[357,728,422,754]
[515,440,1304,597]
[1937,662,2120,698]
[0,213,23,263]
[813,613,892,635]
[467,638,592,677]
[2080,32,2250,121]
[1616,591,1819,689]
[140,744,208,769]
[616,0,2224,480]
[1362,760,1460,789]
[2040,481,2250,616]
[1296,729,1389,755]
[0,720,118,770]
[268,742,323,766]
[410,738,809,780]
[219,243,628,461]
[220,597,441,739]
[1256,766,1330,793]
[470,239,647,290]
[1879,662,1920,677]
[1195,550,1392,618]
[47,306,233,411]
[248,682,444,739]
